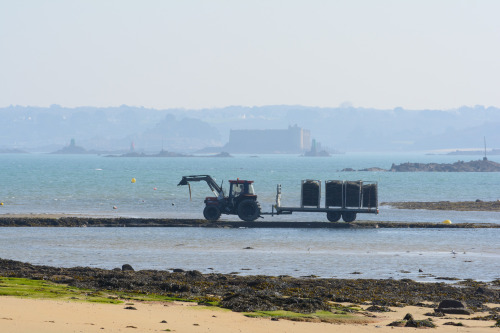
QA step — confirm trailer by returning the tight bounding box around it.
[178,175,378,222]
[266,180,378,222]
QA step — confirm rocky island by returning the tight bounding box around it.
[389,159,500,172]
[51,139,89,154]
[342,159,500,172]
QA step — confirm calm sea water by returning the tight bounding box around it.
[1,153,500,222]
[0,227,498,281]
[1,153,499,281]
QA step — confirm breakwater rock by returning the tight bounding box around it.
[1,258,499,312]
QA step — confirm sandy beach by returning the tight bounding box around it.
[1,296,498,333]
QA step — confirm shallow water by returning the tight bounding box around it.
[1,227,498,281]
[1,153,499,281]
[1,153,500,223]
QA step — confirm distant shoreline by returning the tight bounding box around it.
[444,149,500,156]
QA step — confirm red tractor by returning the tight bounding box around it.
[177,175,261,221]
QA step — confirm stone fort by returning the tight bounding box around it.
[223,125,311,153]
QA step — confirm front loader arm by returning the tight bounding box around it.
[177,175,224,197]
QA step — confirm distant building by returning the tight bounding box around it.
[51,139,87,154]
[223,125,311,153]
[303,138,331,157]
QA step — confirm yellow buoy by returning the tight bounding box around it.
[0,202,3,206]
[131,178,136,183]
[442,219,452,224]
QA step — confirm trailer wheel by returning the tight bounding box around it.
[237,199,261,221]
[342,212,357,223]
[326,211,341,222]
[203,205,221,221]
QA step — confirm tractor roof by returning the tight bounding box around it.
[229,179,254,184]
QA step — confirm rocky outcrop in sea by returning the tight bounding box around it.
[389,159,500,172]
[342,159,500,172]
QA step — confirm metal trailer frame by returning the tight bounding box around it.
[265,181,379,222]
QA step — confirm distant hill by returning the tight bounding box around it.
[1,104,499,152]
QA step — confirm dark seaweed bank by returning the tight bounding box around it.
[0,258,499,313]
[382,201,500,212]
[0,217,498,228]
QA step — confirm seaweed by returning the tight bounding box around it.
[362,183,378,208]
[344,181,361,208]
[325,180,343,207]
[302,180,320,207]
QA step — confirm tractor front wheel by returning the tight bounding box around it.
[237,199,261,222]
[203,205,221,221]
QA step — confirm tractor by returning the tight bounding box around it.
[177,175,261,221]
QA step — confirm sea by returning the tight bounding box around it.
[1,152,499,281]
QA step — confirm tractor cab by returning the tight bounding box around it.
[178,175,261,222]
[228,179,255,199]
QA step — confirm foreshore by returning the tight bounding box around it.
[2,297,498,333]
[1,209,499,331]
[1,297,498,333]
[1,215,499,228]
[1,258,499,332]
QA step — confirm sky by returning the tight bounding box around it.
[1,0,499,110]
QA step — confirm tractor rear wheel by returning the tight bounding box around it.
[237,199,261,221]
[326,211,341,222]
[203,205,221,221]
[342,212,357,223]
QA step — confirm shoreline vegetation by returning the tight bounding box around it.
[0,258,499,331]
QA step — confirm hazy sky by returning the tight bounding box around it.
[1,0,499,110]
